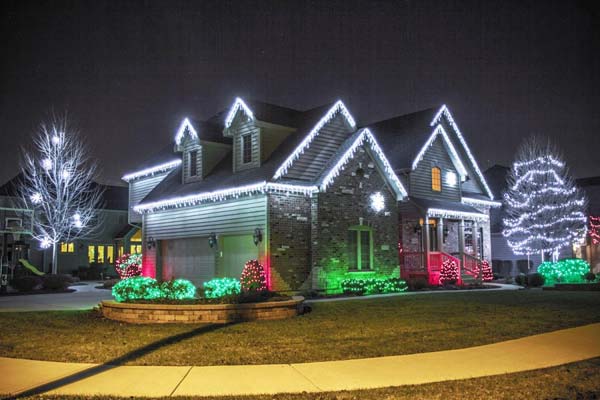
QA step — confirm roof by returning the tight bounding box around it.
[207,99,304,129]
[363,108,438,172]
[410,196,486,216]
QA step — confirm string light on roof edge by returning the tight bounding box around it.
[431,105,494,199]
[412,125,467,177]
[174,118,198,145]
[122,159,182,182]
[224,97,255,129]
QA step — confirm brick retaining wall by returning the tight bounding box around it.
[101,297,304,324]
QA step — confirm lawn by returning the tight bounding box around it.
[0,290,599,366]
[8,358,600,400]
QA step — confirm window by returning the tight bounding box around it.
[118,245,124,258]
[431,167,441,192]
[348,226,373,270]
[88,245,96,263]
[60,242,74,253]
[97,246,105,263]
[130,244,142,254]
[106,245,114,264]
[242,134,252,164]
[189,150,198,177]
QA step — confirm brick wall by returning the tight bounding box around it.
[312,146,400,292]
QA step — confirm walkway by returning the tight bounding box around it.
[0,282,112,312]
[1,323,598,398]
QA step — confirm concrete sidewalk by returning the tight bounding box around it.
[1,323,599,398]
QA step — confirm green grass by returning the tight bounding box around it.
[9,358,600,400]
[0,290,599,366]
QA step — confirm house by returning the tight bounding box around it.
[484,165,599,276]
[573,176,600,272]
[0,176,134,276]
[124,98,500,292]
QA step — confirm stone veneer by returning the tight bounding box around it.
[101,297,304,324]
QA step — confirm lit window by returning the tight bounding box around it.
[130,244,142,254]
[88,245,96,263]
[118,245,124,257]
[189,150,198,177]
[431,167,441,192]
[97,246,104,263]
[106,245,114,264]
[60,242,74,253]
[242,134,252,164]
[348,226,373,270]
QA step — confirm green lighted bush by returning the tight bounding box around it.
[203,277,241,299]
[537,258,591,285]
[112,276,196,302]
[341,277,408,295]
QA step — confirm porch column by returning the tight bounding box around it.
[458,220,465,255]
[473,220,479,258]
[437,218,444,252]
[424,217,430,267]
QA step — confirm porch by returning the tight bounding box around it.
[400,204,489,285]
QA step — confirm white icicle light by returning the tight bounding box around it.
[370,192,385,212]
[412,125,467,177]
[427,208,488,221]
[122,159,182,182]
[134,181,319,213]
[224,97,255,129]
[461,197,502,208]
[318,129,407,198]
[273,100,357,179]
[431,105,494,199]
[174,118,198,146]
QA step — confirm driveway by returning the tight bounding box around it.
[0,282,112,312]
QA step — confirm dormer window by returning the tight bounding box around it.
[242,134,252,164]
[189,150,198,177]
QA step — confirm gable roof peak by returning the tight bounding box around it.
[174,117,199,146]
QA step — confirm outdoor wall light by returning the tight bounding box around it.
[208,233,218,248]
[147,237,156,250]
[253,228,263,246]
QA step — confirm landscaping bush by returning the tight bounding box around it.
[240,260,267,292]
[584,272,597,282]
[160,279,197,300]
[112,276,162,302]
[11,276,42,292]
[515,274,527,287]
[102,279,120,289]
[527,273,545,287]
[112,277,197,302]
[408,277,428,290]
[341,277,408,295]
[42,274,73,291]
[203,277,241,299]
[538,258,591,285]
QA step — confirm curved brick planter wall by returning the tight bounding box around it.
[101,297,304,324]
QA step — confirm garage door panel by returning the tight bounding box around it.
[161,237,215,286]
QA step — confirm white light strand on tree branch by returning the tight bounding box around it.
[273,100,356,179]
[431,105,494,199]
[412,125,467,177]
[122,159,182,182]
[224,97,255,129]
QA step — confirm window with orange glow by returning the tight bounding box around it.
[431,167,442,192]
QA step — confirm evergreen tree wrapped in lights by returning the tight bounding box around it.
[240,260,267,292]
[439,259,459,285]
[480,260,493,282]
[502,137,587,261]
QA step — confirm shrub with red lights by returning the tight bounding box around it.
[240,259,267,292]
[590,216,600,245]
[480,259,493,281]
[439,259,459,285]
[115,253,142,279]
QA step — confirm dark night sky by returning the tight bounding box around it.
[1,0,599,187]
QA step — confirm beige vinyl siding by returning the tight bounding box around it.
[128,172,170,223]
[408,136,461,201]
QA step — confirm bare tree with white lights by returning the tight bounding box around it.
[19,117,104,274]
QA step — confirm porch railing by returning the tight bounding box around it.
[462,253,482,280]
[428,252,462,285]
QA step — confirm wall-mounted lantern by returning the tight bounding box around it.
[253,228,263,246]
[208,233,218,248]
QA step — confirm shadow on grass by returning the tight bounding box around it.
[3,322,235,399]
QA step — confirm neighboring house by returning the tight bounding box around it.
[484,165,598,276]
[575,176,600,273]
[0,176,135,276]
[124,98,500,293]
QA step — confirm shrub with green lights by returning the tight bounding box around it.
[112,276,196,302]
[537,258,591,285]
[203,277,241,299]
[341,277,408,296]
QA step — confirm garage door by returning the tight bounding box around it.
[221,235,259,278]
[161,237,215,286]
